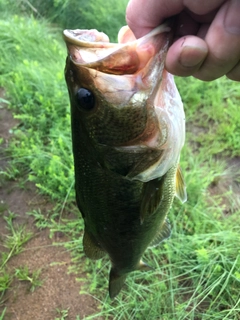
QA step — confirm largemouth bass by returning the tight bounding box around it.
[63,22,187,299]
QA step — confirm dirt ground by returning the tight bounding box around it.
[0,91,101,319]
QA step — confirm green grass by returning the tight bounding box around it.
[175,77,240,157]
[0,0,128,42]
[0,3,240,320]
[0,13,75,202]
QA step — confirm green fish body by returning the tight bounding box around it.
[63,23,187,298]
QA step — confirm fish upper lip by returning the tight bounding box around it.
[62,29,114,48]
[63,22,171,48]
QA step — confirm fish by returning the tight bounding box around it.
[63,22,187,299]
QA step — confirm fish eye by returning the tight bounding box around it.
[75,88,95,111]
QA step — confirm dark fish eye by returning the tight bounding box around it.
[75,88,95,111]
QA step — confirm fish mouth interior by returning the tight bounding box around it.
[63,24,171,75]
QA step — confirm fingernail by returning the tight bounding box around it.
[179,46,207,68]
[224,0,240,35]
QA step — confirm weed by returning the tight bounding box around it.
[0,201,8,215]
[14,266,43,292]
[2,212,33,264]
[0,211,34,312]
[55,307,69,320]
[0,307,6,320]
[26,209,52,230]
[0,269,11,304]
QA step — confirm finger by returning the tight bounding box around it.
[194,0,240,80]
[226,61,240,81]
[165,36,208,76]
[183,0,226,15]
[126,0,226,38]
[174,11,200,38]
[126,0,183,38]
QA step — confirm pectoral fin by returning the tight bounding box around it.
[83,229,106,260]
[140,177,164,223]
[126,149,164,180]
[175,165,187,203]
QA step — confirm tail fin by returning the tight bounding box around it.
[109,268,127,299]
[108,261,153,299]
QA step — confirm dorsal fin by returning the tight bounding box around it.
[175,165,187,203]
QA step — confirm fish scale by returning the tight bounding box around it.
[85,100,148,145]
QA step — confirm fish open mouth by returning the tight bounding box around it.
[63,23,185,182]
[63,23,171,75]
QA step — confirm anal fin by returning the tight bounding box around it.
[83,229,106,260]
[138,260,154,271]
[149,218,171,247]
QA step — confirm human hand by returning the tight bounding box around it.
[126,0,240,81]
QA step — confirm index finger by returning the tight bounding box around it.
[126,0,182,37]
